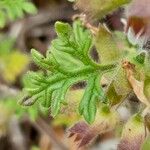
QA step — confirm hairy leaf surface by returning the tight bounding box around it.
[22,21,115,123]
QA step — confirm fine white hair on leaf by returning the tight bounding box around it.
[127,26,150,52]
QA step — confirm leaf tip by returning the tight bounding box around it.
[55,21,71,35]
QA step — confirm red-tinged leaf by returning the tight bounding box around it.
[118,114,146,150]
[118,136,145,150]
[68,121,89,141]
[68,121,89,135]
[126,17,146,38]
[78,131,95,148]
[68,106,119,148]
[126,0,150,19]
[126,0,150,37]
[68,121,96,148]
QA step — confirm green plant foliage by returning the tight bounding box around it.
[0,98,38,121]
[52,89,83,126]
[21,20,116,124]
[0,37,29,83]
[19,0,150,128]
[21,19,150,126]
[0,36,14,55]
[31,146,40,150]
[19,2,150,149]
[0,97,40,137]
[0,51,29,82]
[142,136,150,150]
[0,101,13,137]
[95,25,121,64]
[0,0,37,28]
[95,24,150,107]
[76,0,131,19]
[95,27,133,105]
[118,114,146,150]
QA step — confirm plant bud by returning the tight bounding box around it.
[118,114,146,150]
[126,0,150,50]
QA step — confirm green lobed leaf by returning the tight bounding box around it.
[22,2,37,14]
[79,75,103,124]
[22,20,116,123]
[31,49,52,70]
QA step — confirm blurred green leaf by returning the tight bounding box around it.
[0,0,37,28]
[22,2,37,14]
[142,137,150,150]
[76,0,131,19]
[0,51,29,83]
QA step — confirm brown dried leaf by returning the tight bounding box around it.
[40,134,52,150]
[144,113,150,132]
[122,61,150,107]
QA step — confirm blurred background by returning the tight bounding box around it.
[0,0,125,150]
